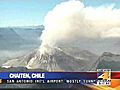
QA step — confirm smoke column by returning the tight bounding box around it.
[40,0,120,54]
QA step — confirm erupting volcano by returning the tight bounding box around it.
[3,0,120,71]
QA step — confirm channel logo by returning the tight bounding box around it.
[97,69,111,85]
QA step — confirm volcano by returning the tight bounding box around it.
[2,46,98,72]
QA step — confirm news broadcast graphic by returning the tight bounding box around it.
[1,0,120,89]
[97,69,111,85]
[0,72,97,84]
[0,70,119,89]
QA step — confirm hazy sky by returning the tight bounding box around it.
[0,0,120,27]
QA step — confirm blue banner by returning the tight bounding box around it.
[0,72,97,80]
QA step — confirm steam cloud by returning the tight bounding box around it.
[40,0,120,54]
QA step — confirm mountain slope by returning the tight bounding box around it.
[2,46,98,71]
[97,52,120,71]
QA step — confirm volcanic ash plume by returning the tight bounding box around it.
[39,0,120,54]
[3,0,120,71]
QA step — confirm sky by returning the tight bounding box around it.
[0,0,120,27]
